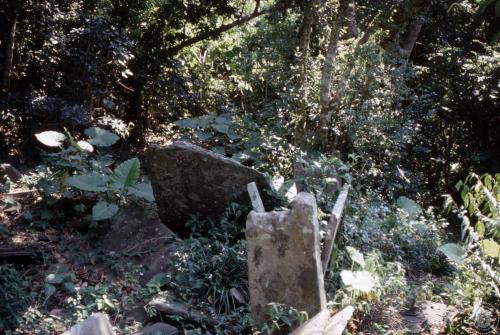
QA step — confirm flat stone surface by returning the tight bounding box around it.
[146,142,275,237]
[63,313,115,335]
[246,192,326,327]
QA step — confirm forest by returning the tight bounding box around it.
[0,0,499,334]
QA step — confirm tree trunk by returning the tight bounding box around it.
[294,0,318,146]
[316,0,348,149]
[400,15,425,61]
[345,0,359,38]
[1,16,17,92]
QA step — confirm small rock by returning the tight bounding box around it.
[150,294,214,325]
[0,163,22,182]
[142,322,180,335]
[62,313,115,335]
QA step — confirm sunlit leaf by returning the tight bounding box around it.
[346,246,365,267]
[479,239,500,258]
[128,182,155,202]
[438,243,466,263]
[35,131,66,147]
[66,174,108,192]
[84,127,119,147]
[109,158,140,190]
[341,270,376,293]
[77,140,94,152]
[397,196,422,219]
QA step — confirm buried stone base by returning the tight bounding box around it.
[246,192,326,328]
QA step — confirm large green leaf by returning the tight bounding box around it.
[35,131,67,147]
[92,201,119,221]
[438,243,466,263]
[397,196,422,219]
[128,182,155,202]
[66,173,108,192]
[479,239,500,258]
[84,127,119,147]
[175,118,199,129]
[340,270,376,293]
[346,246,365,267]
[109,158,140,191]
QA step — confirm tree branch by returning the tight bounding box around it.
[165,0,274,56]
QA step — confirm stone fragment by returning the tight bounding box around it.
[246,193,326,327]
[142,322,180,335]
[150,294,215,325]
[146,142,275,237]
[290,306,355,335]
[62,313,115,335]
[0,163,22,182]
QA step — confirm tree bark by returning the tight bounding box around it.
[1,16,17,92]
[295,0,319,146]
[345,0,359,38]
[400,15,425,61]
[316,0,348,149]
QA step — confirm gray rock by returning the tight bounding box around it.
[246,193,326,328]
[150,294,215,325]
[146,142,275,237]
[0,163,22,182]
[142,322,180,335]
[95,201,180,283]
[63,313,115,335]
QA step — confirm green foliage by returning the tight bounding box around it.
[438,173,499,318]
[0,265,33,332]
[332,246,406,315]
[170,237,248,315]
[33,128,153,223]
[261,303,309,335]
[44,264,77,303]
[342,190,446,271]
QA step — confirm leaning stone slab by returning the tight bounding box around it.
[62,313,115,335]
[146,141,275,237]
[246,193,326,327]
[290,306,354,335]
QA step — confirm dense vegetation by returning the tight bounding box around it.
[0,0,498,334]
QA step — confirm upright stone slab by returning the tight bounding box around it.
[146,142,275,237]
[246,193,326,327]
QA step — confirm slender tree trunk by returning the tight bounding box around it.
[295,0,318,146]
[400,15,425,61]
[345,0,359,38]
[1,16,17,92]
[316,0,348,149]
[297,0,317,85]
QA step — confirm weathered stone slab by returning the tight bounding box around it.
[246,193,326,327]
[290,306,354,335]
[146,142,275,237]
[62,313,115,335]
[321,184,350,273]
